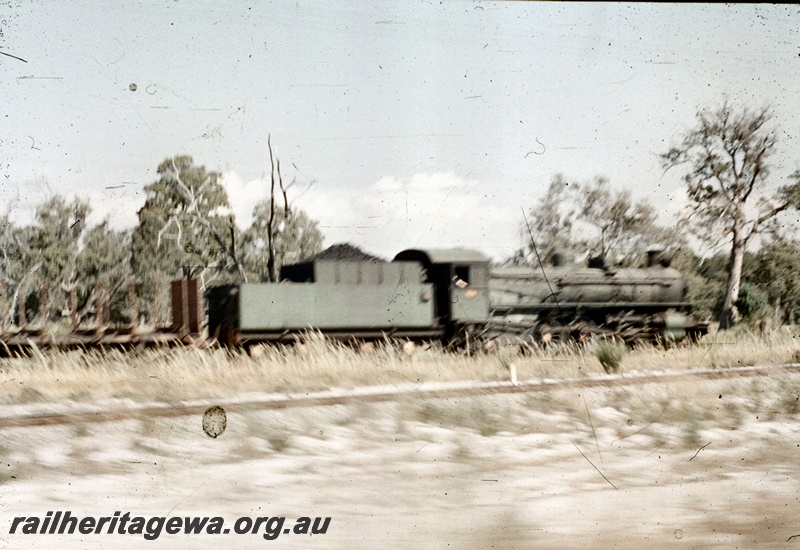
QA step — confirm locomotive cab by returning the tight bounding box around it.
[393,248,490,343]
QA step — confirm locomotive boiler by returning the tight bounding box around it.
[486,251,705,346]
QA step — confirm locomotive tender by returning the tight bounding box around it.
[207,245,706,348]
[208,248,488,347]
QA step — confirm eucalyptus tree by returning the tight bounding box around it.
[75,222,132,324]
[661,101,800,329]
[131,155,245,293]
[522,175,683,267]
[574,177,685,266]
[242,204,323,282]
[521,174,578,265]
[751,238,800,324]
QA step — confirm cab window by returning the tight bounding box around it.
[453,266,470,288]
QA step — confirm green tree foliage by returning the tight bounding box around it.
[750,238,800,324]
[75,222,133,324]
[242,204,324,282]
[19,196,91,324]
[0,158,326,329]
[734,282,770,321]
[31,196,90,284]
[0,195,94,326]
[519,174,577,265]
[522,175,683,266]
[131,155,244,296]
[0,216,39,325]
[575,177,685,265]
[0,196,140,328]
[669,249,723,322]
[661,101,800,329]
[0,212,30,286]
[671,248,790,326]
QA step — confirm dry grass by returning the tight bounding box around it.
[594,337,626,374]
[0,326,798,406]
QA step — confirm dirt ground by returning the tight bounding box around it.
[1,379,800,549]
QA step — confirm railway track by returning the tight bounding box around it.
[2,363,799,430]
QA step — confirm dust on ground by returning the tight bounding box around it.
[1,376,799,549]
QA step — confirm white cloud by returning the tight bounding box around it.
[219,171,272,229]
[371,176,403,192]
[4,180,144,232]
[222,170,520,261]
[281,172,519,261]
[85,189,144,230]
[657,186,691,227]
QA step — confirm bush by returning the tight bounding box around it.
[595,338,626,374]
[736,283,770,320]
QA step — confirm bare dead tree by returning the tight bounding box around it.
[266,135,290,283]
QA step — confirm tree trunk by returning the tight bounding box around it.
[773,295,782,327]
[267,136,277,283]
[228,216,247,283]
[267,236,276,283]
[719,236,746,330]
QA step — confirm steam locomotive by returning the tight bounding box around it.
[206,245,706,349]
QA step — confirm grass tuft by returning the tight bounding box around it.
[594,338,626,374]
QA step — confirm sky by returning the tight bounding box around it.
[2,1,799,261]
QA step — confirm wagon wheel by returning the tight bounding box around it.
[461,324,482,355]
[449,324,484,355]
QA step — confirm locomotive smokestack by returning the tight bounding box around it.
[647,248,670,268]
[550,250,574,267]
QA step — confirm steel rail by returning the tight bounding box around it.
[2,364,799,429]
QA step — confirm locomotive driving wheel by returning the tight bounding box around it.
[535,321,571,347]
